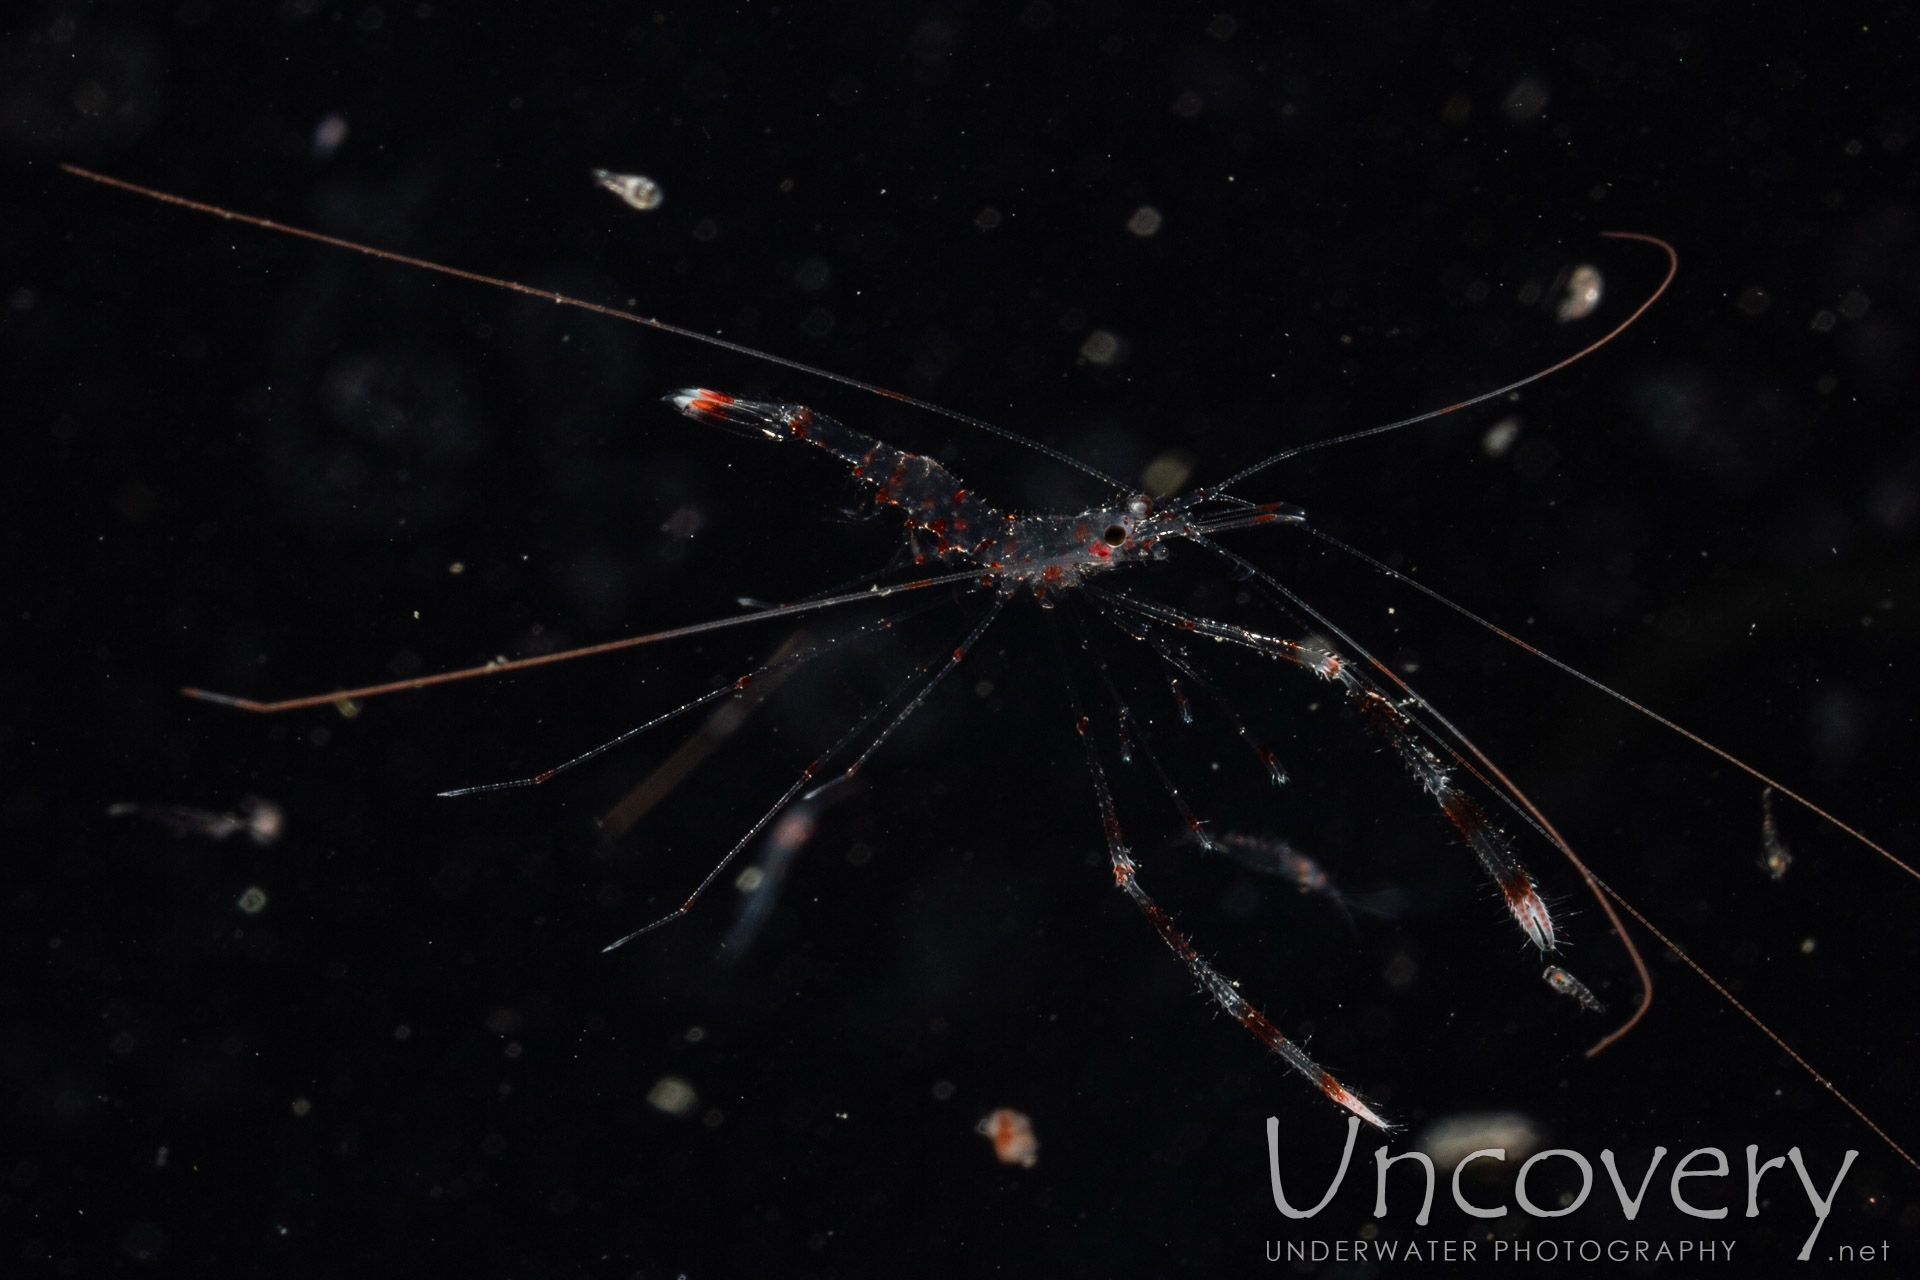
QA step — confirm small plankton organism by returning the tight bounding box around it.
[1543,965,1604,1013]
[592,168,663,211]
[1556,263,1604,322]
[1761,786,1793,881]
[108,795,284,846]
[977,1108,1039,1168]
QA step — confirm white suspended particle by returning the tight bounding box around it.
[1556,263,1604,323]
[1481,416,1522,458]
[1078,328,1129,365]
[647,1076,698,1116]
[1416,1111,1542,1168]
[312,112,349,161]
[1501,77,1551,124]
[592,169,663,212]
[1140,449,1195,498]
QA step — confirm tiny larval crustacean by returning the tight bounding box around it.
[59,163,1920,1175]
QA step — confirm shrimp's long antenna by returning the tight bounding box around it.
[1302,523,1920,887]
[1178,534,1656,1052]
[1178,532,1919,1175]
[1586,865,1918,1173]
[181,567,983,713]
[60,164,1127,491]
[1209,231,1677,496]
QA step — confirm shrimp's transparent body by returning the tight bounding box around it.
[58,164,1918,1171]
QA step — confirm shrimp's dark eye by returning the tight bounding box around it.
[1103,524,1128,545]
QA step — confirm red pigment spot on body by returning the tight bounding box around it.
[733,674,756,690]
[1089,541,1111,559]
[1321,1080,1386,1129]
[952,647,966,661]
[953,489,966,504]
[802,764,819,779]
[1041,565,1064,582]
[1143,907,1183,946]
[789,407,812,437]
[874,486,892,504]
[1073,522,1090,540]
[927,518,947,535]
[952,518,969,532]
[1440,795,1487,840]
[851,465,865,478]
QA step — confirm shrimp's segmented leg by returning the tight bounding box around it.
[1096,588,1560,954]
[438,604,933,798]
[602,592,1007,952]
[1091,596,1291,786]
[805,589,1010,798]
[1065,609,1220,851]
[1349,685,1558,951]
[1050,616,1389,1129]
